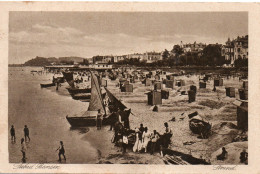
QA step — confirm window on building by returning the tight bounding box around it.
[238,48,241,52]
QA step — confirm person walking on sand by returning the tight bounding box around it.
[21,138,27,161]
[24,125,30,142]
[142,127,150,153]
[96,109,103,130]
[56,141,66,162]
[10,125,16,142]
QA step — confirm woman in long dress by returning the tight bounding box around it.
[133,128,140,152]
[142,127,150,153]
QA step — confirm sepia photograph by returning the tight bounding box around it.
[5,8,251,170]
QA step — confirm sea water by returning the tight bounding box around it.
[8,67,112,164]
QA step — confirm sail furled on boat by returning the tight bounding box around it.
[88,71,106,114]
[104,87,127,111]
[62,72,75,88]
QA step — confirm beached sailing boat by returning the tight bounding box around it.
[66,71,132,127]
[66,71,108,127]
[62,71,91,94]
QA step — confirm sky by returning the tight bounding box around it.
[9,12,248,64]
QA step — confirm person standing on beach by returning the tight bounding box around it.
[56,81,59,91]
[240,149,248,164]
[21,138,27,161]
[133,128,140,153]
[109,108,118,131]
[139,124,144,134]
[10,125,16,142]
[122,131,128,154]
[163,122,172,148]
[24,125,30,142]
[213,85,216,92]
[142,127,150,153]
[150,130,159,155]
[96,109,103,130]
[56,141,66,162]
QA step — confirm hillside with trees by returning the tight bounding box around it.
[23,56,85,66]
[24,57,51,66]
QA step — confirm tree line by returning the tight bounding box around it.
[115,44,248,68]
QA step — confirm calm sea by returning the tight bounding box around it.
[8,67,113,164]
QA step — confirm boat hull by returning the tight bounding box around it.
[40,83,55,88]
[67,88,91,94]
[66,116,111,127]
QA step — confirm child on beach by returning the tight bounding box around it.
[56,141,66,162]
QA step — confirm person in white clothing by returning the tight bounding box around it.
[133,128,141,152]
[142,127,150,153]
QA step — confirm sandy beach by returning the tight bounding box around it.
[91,69,248,164]
[8,67,248,165]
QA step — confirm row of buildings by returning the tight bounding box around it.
[88,35,248,66]
[91,42,209,64]
[92,51,163,64]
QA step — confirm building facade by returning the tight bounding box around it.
[89,63,113,70]
[113,55,126,63]
[222,35,248,65]
[181,41,206,53]
[126,53,145,61]
[143,51,163,63]
[234,35,248,60]
[92,55,114,64]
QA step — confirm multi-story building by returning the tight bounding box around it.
[113,55,126,63]
[126,53,145,61]
[222,38,235,64]
[222,35,248,65]
[181,41,206,53]
[234,35,248,60]
[92,55,113,64]
[143,51,163,63]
